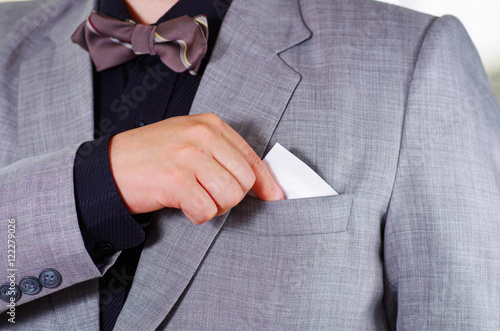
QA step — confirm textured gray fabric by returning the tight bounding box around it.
[0,0,499,330]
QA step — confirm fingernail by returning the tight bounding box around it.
[276,187,285,200]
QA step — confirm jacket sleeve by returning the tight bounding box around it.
[0,2,112,312]
[383,15,500,329]
[0,1,142,312]
[0,145,104,312]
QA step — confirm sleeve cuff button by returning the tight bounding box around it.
[39,269,62,288]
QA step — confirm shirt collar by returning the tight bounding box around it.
[97,0,129,21]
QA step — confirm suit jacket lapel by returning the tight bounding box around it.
[115,0,311,329]
[188,0,312,157]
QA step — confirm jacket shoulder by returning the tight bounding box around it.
[303,0,438,45]
[326,0,436,25]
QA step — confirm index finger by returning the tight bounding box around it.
[216,118,284,201]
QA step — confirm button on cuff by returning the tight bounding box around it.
[93,241,116,256]
[0,283,21,303]
[135,120,146,128]
[39,269,62,289]
[20,276,42,295]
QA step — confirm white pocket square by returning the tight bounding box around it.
[257,143,338,200]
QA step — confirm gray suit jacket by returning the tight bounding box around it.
[1,0,499,329]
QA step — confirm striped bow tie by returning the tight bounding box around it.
[71,11,209,75]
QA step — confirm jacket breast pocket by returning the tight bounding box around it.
[223,194,355,236]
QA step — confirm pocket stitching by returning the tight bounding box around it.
[223,194,355,237]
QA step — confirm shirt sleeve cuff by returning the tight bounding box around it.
[73,135,149,263]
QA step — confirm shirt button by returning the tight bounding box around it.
[135,121,146,128]
[39,269,62,288]
[20,276,42,295]
[0,283,21,302]
[94,241,115,255]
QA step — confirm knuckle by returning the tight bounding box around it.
[190,122,216,140]
[218,172,246,201]
[217,193,241,212]
[175,142,206,160]
[180,197,218,225]
[202,112,221,123]
[242,170,256,192]
[228,181,247,207]
[198,206,218,224]
[202,113,224,131]
[154,181,180,210]
[229,191,244,207]
[225,160,256,192]
[228,161,257,191]
[191,197,217,224]
[161,167,185,187]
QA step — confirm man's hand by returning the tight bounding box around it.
[108,113,284,224]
